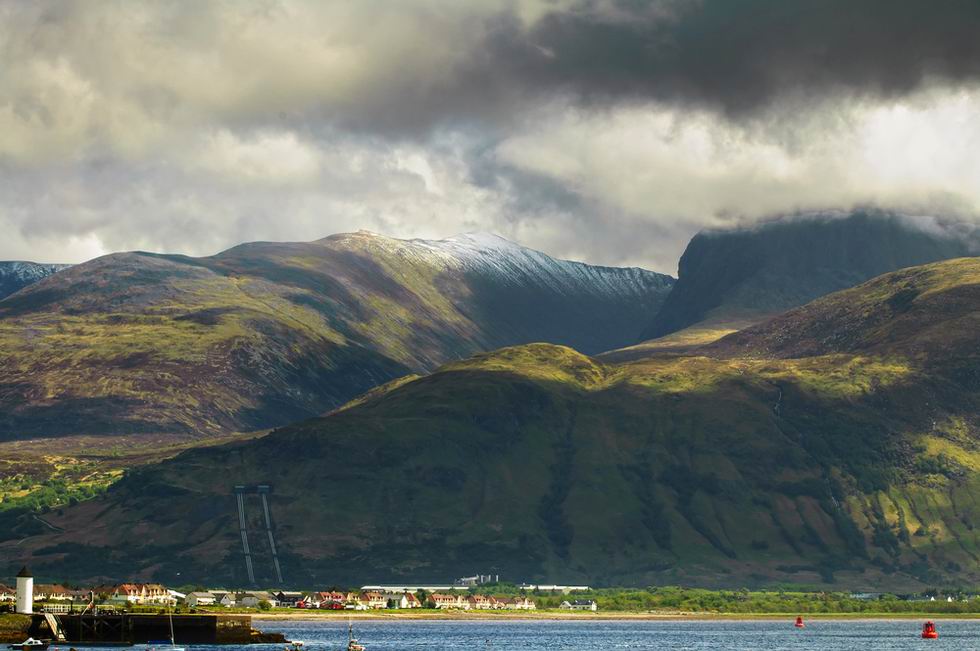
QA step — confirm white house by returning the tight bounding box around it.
[0,584,15,602]
[497,597,537,610]
[213,592,236,607]
[238,592,278,608]
[560,599,598,611]
[33,585,75,602]
[143,584,177,606]
[185,592,217,607]
[380,592,415,609]
[106,584,144,605]
[429,593,469,609]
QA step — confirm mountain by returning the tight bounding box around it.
[707,256,980,362]
[9,258,979,589]
[640,211,978,341]
[0,262,70,300]
[0,231,673,443]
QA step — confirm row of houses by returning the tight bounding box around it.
[429,594,536,610]
[2,582,544,612]
[0,583,179,607]
[184,589,536,611]
[0,584,85,603]
[185,591,278,608]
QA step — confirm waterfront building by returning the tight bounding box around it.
[0,584,14,602]
[185,591,217,607]
[559,599,598,611]
[237,591,277,608]
[428,593,468,609]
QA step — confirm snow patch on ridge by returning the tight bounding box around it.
[0,261,71,281]
[0,261,72,300]
[331,230,674,300]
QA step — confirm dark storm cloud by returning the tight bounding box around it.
[243,0,980,136]
[456,0,980,124]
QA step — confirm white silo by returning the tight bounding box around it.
[15,566,33,614]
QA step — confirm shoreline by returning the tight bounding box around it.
[253,611,980,622]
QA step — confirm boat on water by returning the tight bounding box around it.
[146,606,185,651]
[8,638,49,651]
[346,621,365,651]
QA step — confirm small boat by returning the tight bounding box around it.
[152,606,185,651]
[921,620,938,639]
[8,638,50,651]
[346,621,365,651]
[794,616,805,628]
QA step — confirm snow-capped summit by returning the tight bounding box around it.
[0,261,71,301]
[327,230,672,299]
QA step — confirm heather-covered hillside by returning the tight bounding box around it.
[10,259,980,590]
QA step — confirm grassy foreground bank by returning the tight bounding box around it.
[0,614,31,643]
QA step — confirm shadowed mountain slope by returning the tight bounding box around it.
[9,258,980,590]
[641,211,978,340]
[0,231,672,442]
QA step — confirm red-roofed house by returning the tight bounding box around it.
[429,593,468,609]
[467,594,494,610]
[107,584,144,604]
[359,592,387,609]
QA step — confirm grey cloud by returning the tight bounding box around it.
[483,0,980,120]
[4,0,980,272]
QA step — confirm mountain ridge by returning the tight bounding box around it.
[0,231,673,443]
[641,210,979,341]
[8,257,980,589]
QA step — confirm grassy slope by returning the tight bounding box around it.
[0,614,31,643]
[0,234,671,504]
[8,258,980,589]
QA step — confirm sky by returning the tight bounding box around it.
[4,0,980,273]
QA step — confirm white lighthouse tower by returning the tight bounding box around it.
[15,566,33,614]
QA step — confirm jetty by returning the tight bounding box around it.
[23,613,284,645]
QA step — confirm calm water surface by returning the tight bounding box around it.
[56,620,976,651]
[230,619,979,650]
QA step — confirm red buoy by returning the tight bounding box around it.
[795,616,805,628]
[921,621,938,639]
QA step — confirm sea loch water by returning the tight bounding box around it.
[229,619,978,650]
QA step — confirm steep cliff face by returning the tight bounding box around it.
[641,211,977,340]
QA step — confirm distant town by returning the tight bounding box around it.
[0,570,598,615]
